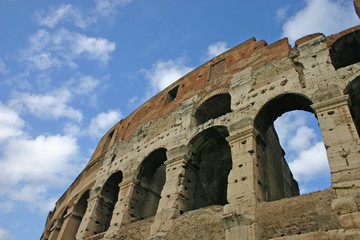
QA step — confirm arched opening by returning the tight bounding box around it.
[344,76,360,137]
[101,171,123,232]
[135,148,167,219]
[330,30,360,69]
[69,190,89,239]
[254,94,330,200]
[189,126,232,210]
[194,93,231,125]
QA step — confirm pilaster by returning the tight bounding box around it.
[103,178,143,239]
[76,194,112,239]
[48,219,61,240]
[223,122,258,240]
[149,145,197,239]
[56,206,83,240]
[312,95,360,196]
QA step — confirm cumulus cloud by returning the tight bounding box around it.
[288,142,330,182]
[88,110,122,138]
[205,41,229,60]
[288,126,316,151]
[35,4,92,29]
[11,89,82,122]
[274,111,307,144]
[281,0,358,44]
[142,58,193,95]
[21,28,116,70]
[274,111,330,193]
[0,102,25,143]
[0,134,81,212]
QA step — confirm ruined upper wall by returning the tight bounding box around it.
[88,25,360,166]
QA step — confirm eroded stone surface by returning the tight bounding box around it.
[41,25,360,240]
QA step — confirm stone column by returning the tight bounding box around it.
[48,219,61,240]
[149,145,198,239]
[56,206,83,240]
[223,123,258,240]
[312,95,360,196]
[76,193,112,239]
[103,178,144,239]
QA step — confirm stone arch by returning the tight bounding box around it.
[70,190,90,238]
[329,29,360,69]
[344,76,360,137]
[134,148,167,219]
[188,126,232,210]
[194,89,231,126]
[254,93,330,200]
[82,171,123,236]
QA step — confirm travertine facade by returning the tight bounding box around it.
[41,23,360,240]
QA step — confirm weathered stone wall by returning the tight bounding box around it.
[41,25,360,240]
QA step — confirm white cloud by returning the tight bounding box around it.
[281,0,358,44]
[73,35,116,63]
[72,75,101,95]
[11,89,82,122]
[142,58,193,95]
[0,228,12,240]
[21,28,116,70]
[0,134,81,212]
[274,111,307,144]
[205,41,229,60]
[94,0,132,17]
[0,102,25,143]
[35,4,92,29]
[88,110,122,138]
[288,126,316,151]
[288,142,330,182]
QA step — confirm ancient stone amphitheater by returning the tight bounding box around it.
[41,6,360,240]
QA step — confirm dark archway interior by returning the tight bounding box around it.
[330,30,360,70]
[254,94,317,201]
[136,148,167,219]
[189,126,232,210]
[194,93,231,125]
[101,171,123,232]
[345,76,360,137]
[67,190,89,239]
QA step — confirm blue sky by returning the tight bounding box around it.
[0,0,358,239]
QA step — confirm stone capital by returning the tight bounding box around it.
[311,95,349,113]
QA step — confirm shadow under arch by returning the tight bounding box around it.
[254,93,329,200]
[194,93,231,125]
[188,126,232,210]
[62,190,90,239]
[134,148,167,219]
[344,76,360,137]
[99,171,123,233]
[329,29,360,70]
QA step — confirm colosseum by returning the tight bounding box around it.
[41,5,360,240]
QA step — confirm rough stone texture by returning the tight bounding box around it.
[41,23,360,240]
[166,206,225,240]
[115,217,154,240]
[255,189,340,239]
